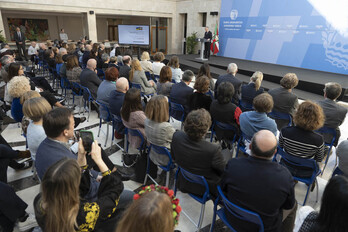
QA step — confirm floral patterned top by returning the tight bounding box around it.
[34,169,124,231]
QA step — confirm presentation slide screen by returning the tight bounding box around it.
[118,25,150,45]
[219,0,348,75]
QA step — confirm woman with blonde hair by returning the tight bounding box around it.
[140,51,153,74]
[241,71,264,108]
[129,59,156,95]
[34,142,124,232]
[157,66,173,97]
[23,97,52,161]
[167,56,182,83]
[279,101,325,178]
[152,52,165,75]
[116,191,175,232]
[145,95,175,166]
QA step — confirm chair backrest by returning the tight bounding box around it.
[315,126,337,146]
[211,120,239,142]
[96,100,111,121]
[169,101,185,122]
[268,111,292,126]
[176,166,210,202]
[145,71,151,79]
[149,144,174,170]
[60,76,71,89]
[154,74,160,82]
[81,86,94,101]
[125,127,145,151]
[131,83,142,91]
[71,82,83,95]
[56,63,63,75]
[217,186,264,232]
[239,99,254,111]
[97,68,105,80]
[112,113,125,133]
[276,147,319,179]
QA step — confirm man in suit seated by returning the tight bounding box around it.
[214,63,242,104]
[221,130,297,232]
[171,109,225,197]
[169,70,194,119]
[82,44,92,66]
[268,73,299,130]
[118,55,132,82]
[80,59,102,99]
[318,82,347,146]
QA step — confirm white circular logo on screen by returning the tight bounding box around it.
[230,10,238,20]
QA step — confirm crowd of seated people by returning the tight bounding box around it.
[1,37,348,232]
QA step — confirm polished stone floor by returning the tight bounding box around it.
[2,78,347,232]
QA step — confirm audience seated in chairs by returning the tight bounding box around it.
[268,73,299,130]
[144,95,175,166]
[197,63,214,91]
[169,70,194,117]
[188,75,212,112]
[294,175,348,232]
[80,59,102,99]
[241,71,264,108]
[152,52,165,76]
[116,190,176,232]
[66,55,82,83]
[214,63,242,104]
[210,82,242,141]
[121,88,147,150]
[140,51,153,74]
[119,55,132,81]
[171,109,225,197]
[279,101,325,178]
[239,93,277,139]
[318,82,347,146]
[221,130,297,232]
[167,56,183,83]
[129,59,156,95]
[336,140,348,177]
[157,66,173,97]
[34,157,123,232]
[97,67,119,118]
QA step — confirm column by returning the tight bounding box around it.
[86,11,97,42]
[0,10,6,41]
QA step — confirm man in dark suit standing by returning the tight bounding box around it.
[14,27,27,61]
[204,26,212,59]
[214,63,242,104]
[169,70,194,117]
[318,82,347,146]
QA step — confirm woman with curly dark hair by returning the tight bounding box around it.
[279,101,325,178]
[171,109,225,197]
[188,75,212,112]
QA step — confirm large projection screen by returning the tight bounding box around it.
[218,0,348,75]
[118,25,150,46]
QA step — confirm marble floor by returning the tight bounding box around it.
[2,81,348,232]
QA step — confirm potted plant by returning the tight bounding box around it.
[186,32,198,54]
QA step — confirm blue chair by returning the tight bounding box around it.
[315,126,337,175]
[56,63,63,76]
[210,121,239,155]
[97,68,105,80]
[131,83,154,98]
[169,101,185,129]
[275,147,320,205]
[60,77,72,103]
[144,144,176,187]
[71,82,84,114]
[154,74,160,82]
[268,111,292,127]
[81,86,95,122]
[145,71,152,80]
[174,166,211,231]
[239,99,254,111]
[95,101,112,147]
[210,186,264,232]
[124,128,146,154]
[236,131,252,157]
[331,166,343,177]
[112,114,125,152]
[206,90,214,100]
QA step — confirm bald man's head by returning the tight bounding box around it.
[87,59,97,70]
[85,44,92,51]
[250,130,277,159]
[116,77,129,93]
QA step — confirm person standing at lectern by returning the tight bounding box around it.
[204,27,212,59]
[14,27,27,61]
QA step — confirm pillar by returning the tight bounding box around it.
[86,10,97,42]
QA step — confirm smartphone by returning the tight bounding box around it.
[80,130,94,153]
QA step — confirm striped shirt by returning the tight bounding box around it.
[279,126,324,162]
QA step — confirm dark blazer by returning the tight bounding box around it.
[14,31,25,45]
[80,68,102,99]
[36,138,76,180]
[188,92,212,112]
[204,31,213,41]
[221,156,295,232]
[214,73,242,103]
[109,90,125,117]
[169,81,194,115]
[82,51,91,65]
[268,87,298,130]
[241,82,264,105]
[171,130,225,197]
[119,65,131,81]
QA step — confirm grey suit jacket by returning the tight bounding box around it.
[80,68,102,99]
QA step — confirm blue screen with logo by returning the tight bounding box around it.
[218,0,348,75]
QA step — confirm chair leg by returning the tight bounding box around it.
[79,96,82,115]
[209,199,219,232]
[197,203,206,231]
[165,171,170,187]
[104,122,109,147]
[98,118,102,137]
[315,179,319,203]
[88,101,91,122]
[303,184,311,206]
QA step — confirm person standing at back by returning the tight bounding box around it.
[203,26,212,59]
[14,27,27,61]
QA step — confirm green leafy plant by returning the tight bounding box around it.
[186,32,198,54]
[0,30,6,43]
